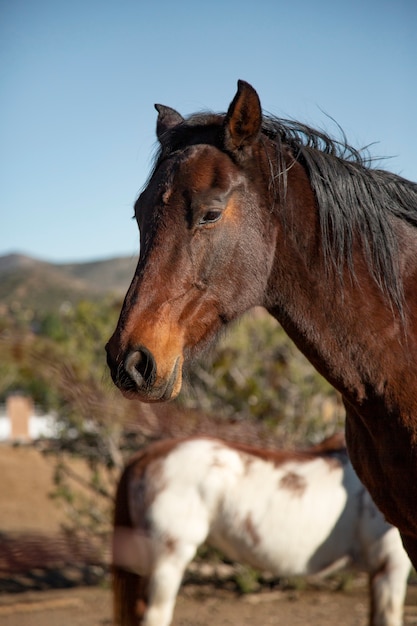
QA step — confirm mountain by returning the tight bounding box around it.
[0,253,137,315]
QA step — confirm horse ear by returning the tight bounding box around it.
[154,104,184,143]
[224,80,262,155]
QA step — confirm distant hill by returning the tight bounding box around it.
[0,253,137,315]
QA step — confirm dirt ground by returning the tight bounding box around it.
[0,582,417,626]
[1,444,417,625]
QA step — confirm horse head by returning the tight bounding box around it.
[106,81,279,401]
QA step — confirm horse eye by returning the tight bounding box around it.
[199,210,222,225]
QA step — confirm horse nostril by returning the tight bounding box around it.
[125,347,156,389]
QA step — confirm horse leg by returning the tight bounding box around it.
[356,486,410,626]
[368,548,410,626]
[142,546,197,626]
[366,529,410,626]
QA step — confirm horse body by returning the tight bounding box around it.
[106,80,417,563]
[113,436,411,626]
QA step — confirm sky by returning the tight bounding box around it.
[1,0,416,264]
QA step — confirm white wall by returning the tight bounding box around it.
[0,406,58,441]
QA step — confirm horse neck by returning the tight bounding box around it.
[264,167,410,408]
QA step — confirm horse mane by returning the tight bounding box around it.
[149,110,417,316]
[261,115,417,316]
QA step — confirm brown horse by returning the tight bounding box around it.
[106,80,417,565]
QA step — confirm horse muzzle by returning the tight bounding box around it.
[106,342,182,402]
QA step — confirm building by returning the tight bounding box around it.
[0,394,58,442]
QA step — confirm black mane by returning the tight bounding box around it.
[151,111,417,316]
[261,115,417,316]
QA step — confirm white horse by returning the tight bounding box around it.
[112,434,411,626]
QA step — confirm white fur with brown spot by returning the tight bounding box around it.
[113,436,411,626]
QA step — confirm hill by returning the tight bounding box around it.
[0,253,137,315]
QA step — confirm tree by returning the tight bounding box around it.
[181,308,344,444]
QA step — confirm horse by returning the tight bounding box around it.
[112,434,411,626]
[106,80,417,564]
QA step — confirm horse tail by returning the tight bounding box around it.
[112,459,148,626]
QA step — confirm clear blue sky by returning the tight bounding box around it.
[1,0,416,263]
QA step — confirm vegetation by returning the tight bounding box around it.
[183,309,343,445]
[0,255,344,570]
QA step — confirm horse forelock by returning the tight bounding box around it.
[154,113,224,164]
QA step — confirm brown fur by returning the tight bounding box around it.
[243,513,261,546]
[113,460,144,625]
[279,471,307,495]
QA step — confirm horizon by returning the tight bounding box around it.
[0,249,135,266]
